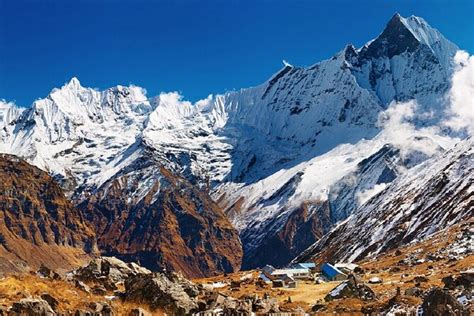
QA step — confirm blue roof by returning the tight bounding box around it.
[259,273,271,282]
[321,263,344,278]
[299,262,316,269]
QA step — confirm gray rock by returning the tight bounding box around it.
[75,280,91,293]
[124,273,198,315]
[74,257,151,285]
[88,302,113,316]
[40,294,59,311]
[253,297,280,313]
[166,271,200,298]
[129,308,151,316]
[325,274,376,301]
[9,298,55,316]
[422,287,468,315]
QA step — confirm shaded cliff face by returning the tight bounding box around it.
[0,154,96,272]
[78,150,243,278]
[240,200,331,269]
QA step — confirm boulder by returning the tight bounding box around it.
[88,302,113,315]
[9,298,55,316]
[40,294,59,311]
[368,277,383,284]
[166,271,200,298]
[91,285,107,295]
[325,274,375,301]
[129,308,151,316]
[75,280,91,293]
[379,293,419,316]
[404,286,424,297]
[37,264,62,280]
[124,273,198,315]
[422,287,468,315]
[253,297,280,313]
[443,271,473,291]
[74,257,151,285]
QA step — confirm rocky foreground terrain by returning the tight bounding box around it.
[0,219,471,315]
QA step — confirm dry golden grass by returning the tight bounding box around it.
[0,274,162,315]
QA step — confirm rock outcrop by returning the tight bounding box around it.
[422,288,469,315]
[9,298,55,316]
[325,275,376,301]
[73,257,151,284]
[124,272,200,315]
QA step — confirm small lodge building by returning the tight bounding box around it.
[271,274,296,288]
[321,263,347,281]
[335,263,359,274]
[261,264,313,288]
[262,265,311,280]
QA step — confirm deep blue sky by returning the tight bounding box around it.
[1,0,473,107]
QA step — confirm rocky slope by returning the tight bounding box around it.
[295,137,473,264]
[0,154,96,272]
[0,13,466,272]
[77,146,243,278]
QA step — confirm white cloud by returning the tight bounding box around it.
[377,100,458,158]
[357,183,387,206]
[376,49,474,158]
[443,50,474,136]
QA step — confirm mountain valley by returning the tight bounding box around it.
[0,12,472,315]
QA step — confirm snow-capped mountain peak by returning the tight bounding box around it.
[0,13,468,270]
[360,13,458,72]
[64,76,82,90]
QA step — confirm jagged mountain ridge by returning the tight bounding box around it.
[0,14,464,271]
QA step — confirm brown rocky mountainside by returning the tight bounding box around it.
[0,154,96,273]
[77,151,243,278]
